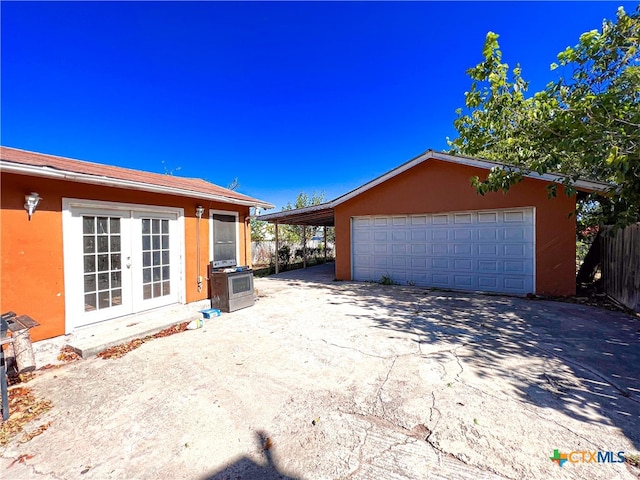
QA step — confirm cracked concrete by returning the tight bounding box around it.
[1,262,639,479]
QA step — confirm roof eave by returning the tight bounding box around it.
[429,151,611,193]
[1,161,275,209]
[329,150,611,208]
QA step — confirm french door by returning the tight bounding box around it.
[63,200,182,330]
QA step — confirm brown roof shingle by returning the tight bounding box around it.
[0,146,273,208]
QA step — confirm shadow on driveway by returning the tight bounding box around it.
[202,431,300,480]
[265,264,640,451]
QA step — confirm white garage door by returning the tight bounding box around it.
[352,208,535,294]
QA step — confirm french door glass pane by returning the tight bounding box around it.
[82,215,123,312]
[141,217,171,300]
[83,217,95,234]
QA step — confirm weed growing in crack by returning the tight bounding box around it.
[379,273,397,286]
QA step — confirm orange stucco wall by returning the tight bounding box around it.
[334,160,577,296]
[1,172,251,341]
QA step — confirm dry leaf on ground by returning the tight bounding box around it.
[57,346,81,363]
[0,387,53,447]
[7,454,35,468]
[97,322,189,360]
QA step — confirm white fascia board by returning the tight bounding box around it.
[1,161,275,209]
[429,152,612,192]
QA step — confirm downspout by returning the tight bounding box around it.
[196,206,205,293]
[245,214,251,268]
[275,221,279,274]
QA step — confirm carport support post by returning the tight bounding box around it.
[302,225,307,269]
[323,227,327,263]
[275,222,279,274]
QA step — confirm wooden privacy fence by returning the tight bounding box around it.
[601,223,640,311]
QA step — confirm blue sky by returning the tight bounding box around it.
[2,1,635,211]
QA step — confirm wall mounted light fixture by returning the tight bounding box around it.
[24,192,42,221]
[195,205,205,219]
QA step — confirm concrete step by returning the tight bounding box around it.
[33,300,210,364]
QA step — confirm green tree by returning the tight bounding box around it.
[279,191,326,244]
[249,192,331,244]
[250,209,273,242]
[449,6,640,230]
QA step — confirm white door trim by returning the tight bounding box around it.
[62,198,185,333]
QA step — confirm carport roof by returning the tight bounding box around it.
[258,202,335,226]
[257,149,612,226]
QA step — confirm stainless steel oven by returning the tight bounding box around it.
[209,264,254,312]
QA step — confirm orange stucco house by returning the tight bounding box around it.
[0,146,273,341]
[259,150,609,297]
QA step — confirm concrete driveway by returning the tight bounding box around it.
[2,263,639,479]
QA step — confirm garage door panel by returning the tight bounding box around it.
[352,208,535,294]
[412,244,427,254]
[504,210,526,222]
[454,213,472,224]
[504,260,526,273]
[412,257,427,268]
[353,231,371,242]
[432,258,448,269]
[374,256,390,267]
[431,273,449,285]
[392,257,408,268]
[373,231,388,241]
[504,227,527,241]
[353,255,371,267]
[392,230,407,241]
[411,230,427,241]
[504,244,526,256]
[353,243,371,254]
[391,270,408,282]
[478,276,498,289]
[478,212,498,223]
[373,243,389,254]
[504,277,527,291]
[454,244,472,255]
[478,260,498,272]
[478,228,498,241]
[432,244,448,255]
[411,273,428,283]
[392,244,408,254]
[353,217,371,227]
[454,229,473,240]
[454,259,473,271]
[454,275,474,288]
[478,244,498,256]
